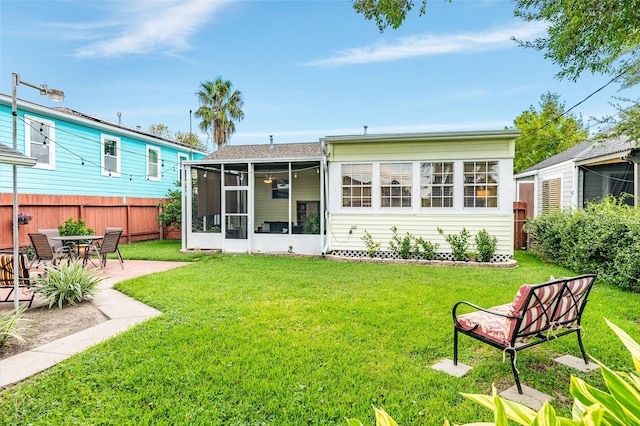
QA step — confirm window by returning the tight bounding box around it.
[542,177,561,214]
[178,153,189,182]
[24,116,55,169]
[146,145,161,181]
[101,135,120,177]
[342,164,372,207]
[272,179,289,199]
[463,161,498,208]
[421,162,453,207]
[380,163,412,207]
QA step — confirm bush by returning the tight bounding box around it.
[475,228,497,262]
[413,236,438,260]
[0,305,29,347]
[34,261,104,308]
[361,231,381,258]
[526,196,640,291]
[58,218,95,237]
[158,181,182,229]
[438,227,470,261]
[388,226,413,259]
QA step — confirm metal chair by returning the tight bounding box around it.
[84,228,124,270]
[28,232,72,268]
[38,228,75,258]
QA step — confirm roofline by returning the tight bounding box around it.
[320,129,521,143]
[0,152,37,167]
[513,170,538,179]
[0,93,208,155]
[575,149,633,167]
[186,155,325,165]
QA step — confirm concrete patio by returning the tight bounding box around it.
[0,259,191,388]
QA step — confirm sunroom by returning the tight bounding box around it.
[182,142,326,254]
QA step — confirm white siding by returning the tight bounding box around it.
[329,214,513,255]
[534,160,575,216]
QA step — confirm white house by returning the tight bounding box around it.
[182,130,520,259]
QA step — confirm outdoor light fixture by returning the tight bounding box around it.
[11,72,64,310]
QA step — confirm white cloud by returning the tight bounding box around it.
[305,22,547,67]
[74,0,232,58]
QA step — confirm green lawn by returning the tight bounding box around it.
[1,242,638,425]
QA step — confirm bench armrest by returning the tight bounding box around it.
[452,301,520,330]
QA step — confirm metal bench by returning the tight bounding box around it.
[0,253,35,307]
[452,274,597,393]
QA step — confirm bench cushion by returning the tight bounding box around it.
[455,303,512,346]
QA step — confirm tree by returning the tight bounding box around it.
[513,0,640,87]
[194,77,245,151]
[148,124,208,152]
[175,131,208,152]
[513,92,588,173]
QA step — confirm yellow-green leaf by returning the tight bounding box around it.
[570,376,628,425]
[373,406,398,426]
[599,362,640,424]
[605,319,640,374]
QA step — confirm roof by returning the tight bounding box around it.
[0,142,37,166]
[321,129,521,144]
[203,142,323,161]
[518,134,637,174]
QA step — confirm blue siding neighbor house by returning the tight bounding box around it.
[0,93,206,248]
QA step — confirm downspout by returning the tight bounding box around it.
[321,140,330,255]
[181,165,189,251]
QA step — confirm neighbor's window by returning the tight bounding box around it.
[342,163,372,207]
[146,145,161,181]
[101,135,120,177]
[24,116,55,169]
[463,161,498,208]
[542,177,561,214]
[421,162,454,207]
[380,163,412,207]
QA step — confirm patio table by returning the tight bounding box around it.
[51,235,103,261]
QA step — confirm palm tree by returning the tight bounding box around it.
[194,77,245,151]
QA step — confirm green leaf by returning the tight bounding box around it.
[372,406,398,426]
[461,391,537,426]
[598,362,640,424]
[605,319,640,374]
[570,376,629,425]
[344,419,364,426]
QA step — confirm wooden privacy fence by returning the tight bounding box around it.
[0,194,165,251]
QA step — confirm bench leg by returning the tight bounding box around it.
[509,350,523,394]
[453,328,459,365]
[577,330,589,364]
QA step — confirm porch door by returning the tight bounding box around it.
[223,164,249,246]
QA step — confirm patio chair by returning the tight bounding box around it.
[452,274,596,394]
[39,228,75,258]
[0,253,35,307]
[28,232,71,268]
[84,227,124,271]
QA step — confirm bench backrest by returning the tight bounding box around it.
[506,274,596,343]
[0,254,30,286]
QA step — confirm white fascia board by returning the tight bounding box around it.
[185,156,324,165]
[0,94,207,155]
[321,129,521,144]
[574,150,633,167]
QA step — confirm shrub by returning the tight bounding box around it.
[526,196,640,291]
[475,228,497,262]
[58,217,95,237]
[413,236,438,260]
[0,305,29,347]
[361,230,381,258]
[438,227,470,261]
[388,226,413,259]
[158,181,182,229]
[34,261,104,308]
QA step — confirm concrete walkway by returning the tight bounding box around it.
[0,260,190,388]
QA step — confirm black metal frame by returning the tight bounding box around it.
[452,274,596,394]
[0,253,35,307]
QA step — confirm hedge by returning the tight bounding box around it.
[526,196,640,292]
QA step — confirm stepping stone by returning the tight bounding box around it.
[554,354,600,372]
[431,359,472,377]
[499,385,553,410]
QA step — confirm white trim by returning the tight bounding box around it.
[24,115,55,170]
[178,153,189,182]
[146,145,161,181]
[101,134,121,177]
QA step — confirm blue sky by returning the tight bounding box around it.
[0,0,623,151]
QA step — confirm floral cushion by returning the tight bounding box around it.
[456,303,512,346]
[0,254,29,286]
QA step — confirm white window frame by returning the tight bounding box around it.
[420,161,454,208]
[463,160,499,209]
[178,153,189,182]
[341,163,373,208]
[380,162,412,208]
[101,135,121,177]
[24,115,55,170]
[146,145,161,181]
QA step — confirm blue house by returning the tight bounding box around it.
[0,94,206,248]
